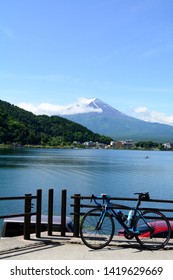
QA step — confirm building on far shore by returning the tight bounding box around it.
[110,140,134,149]
[162,142,173,149]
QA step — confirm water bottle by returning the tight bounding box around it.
[117,210,127,222]
[126,210,134,227]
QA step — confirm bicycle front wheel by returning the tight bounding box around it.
[80,208,115,249]
[134,210,171,250]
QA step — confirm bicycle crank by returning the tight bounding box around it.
[124,231,135,240]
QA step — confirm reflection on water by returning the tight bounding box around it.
[0,148,173,230]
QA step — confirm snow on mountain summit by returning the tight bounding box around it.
[87,98,124,115]
[77,97,96,106]
[65,97,123,115]
[64,97,102,115]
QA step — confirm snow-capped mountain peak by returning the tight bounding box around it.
[64,97,102,115]
[65,97,125,116]
[86,98,124,115]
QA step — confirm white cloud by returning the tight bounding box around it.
[132,106,173,126]
[133,107,148,114]
[18,98,102,116]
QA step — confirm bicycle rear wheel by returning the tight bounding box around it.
[134,210,171,250]
[80,208,115,249]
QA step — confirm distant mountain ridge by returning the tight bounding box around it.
[63,98,173,142]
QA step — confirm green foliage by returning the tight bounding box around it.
[135,141,160,149]
[0,99,112,146]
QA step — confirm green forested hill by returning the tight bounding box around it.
[0,100,111,146]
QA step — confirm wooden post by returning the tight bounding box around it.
[61,189,67,236]
[24,194,32,240]
[73,194,81,237]
[36,189,42,238]
[48,189,54,236]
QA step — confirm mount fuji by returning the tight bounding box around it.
[62,98,173,142]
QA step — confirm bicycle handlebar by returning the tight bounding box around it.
[91,194,110,206]
[90,192,150,207]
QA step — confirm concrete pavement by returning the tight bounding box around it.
[0,233,173,260]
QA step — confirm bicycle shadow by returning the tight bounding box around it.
[87,238,173,254]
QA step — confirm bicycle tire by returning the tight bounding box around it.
[80,208,115,250]
[134,210,171,250]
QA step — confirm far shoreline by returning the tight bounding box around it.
[0,143,172,152]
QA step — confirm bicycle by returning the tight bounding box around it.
[80,192,171,250]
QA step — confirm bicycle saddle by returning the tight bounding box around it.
[134,192,150,201]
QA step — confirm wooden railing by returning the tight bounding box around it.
[1,190,172,240]
[0,189,42,240]
[0,189,67,240]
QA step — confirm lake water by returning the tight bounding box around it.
[0,148,173,232]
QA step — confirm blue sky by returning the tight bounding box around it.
[0,0,173,125]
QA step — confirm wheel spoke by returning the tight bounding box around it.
[80,208,114,249]
[135,210,171,250]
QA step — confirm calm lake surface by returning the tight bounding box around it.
[0,148,173,232]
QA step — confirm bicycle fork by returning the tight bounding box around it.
[95,209,107,230]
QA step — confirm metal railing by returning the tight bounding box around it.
[71,194,173,237]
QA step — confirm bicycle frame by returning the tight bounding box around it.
[80,193,170,251]
[94,196,153,236]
